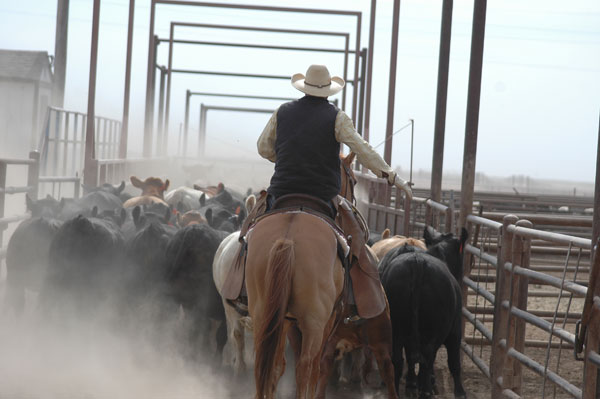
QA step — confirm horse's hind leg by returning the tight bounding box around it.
[366,314,398,399]
[315,336,337,399]
[296,321,326,399]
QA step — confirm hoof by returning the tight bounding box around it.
[405,387,418,398]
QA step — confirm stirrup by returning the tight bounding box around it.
[226,298,249,317]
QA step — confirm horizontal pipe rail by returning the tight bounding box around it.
[189,92,296,101]
[588,350,600,368]
[0,214,29,228]
[39,176,80,183]
[467,213,503,230]
[508,224,592,249]
[465,243,498,266]
[463,307,493,341]
[170,68,355,84]
[465,336,574,349]
[0,186,34,195]
[504,346,582,398]
[468,306,582,320]
[503,301,576,345]
[0,159,36,166]
[461,341,491,379]
[463,276,495,304]
[504,262,588,296]
[205,106,275,114]
[154,0,362,16]
[157,38,358,54]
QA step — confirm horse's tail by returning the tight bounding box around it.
[254,238,295,399]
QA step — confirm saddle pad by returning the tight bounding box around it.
[246,210,350,257]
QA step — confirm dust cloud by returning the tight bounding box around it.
[0,291,235,399]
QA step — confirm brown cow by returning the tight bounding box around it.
[123,176,170,208]
[176,210,207,228]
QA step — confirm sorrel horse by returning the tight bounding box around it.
[245,153,357,399]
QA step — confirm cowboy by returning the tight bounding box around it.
[224,64,412,321]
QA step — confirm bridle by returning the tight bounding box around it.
[340,161,357,205]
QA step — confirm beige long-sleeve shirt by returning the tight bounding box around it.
[257,108,396,183]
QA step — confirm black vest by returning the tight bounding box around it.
[268,95,340,202]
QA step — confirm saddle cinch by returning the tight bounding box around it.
[222,192,387,319]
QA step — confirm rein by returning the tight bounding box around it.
[341,161,357,205]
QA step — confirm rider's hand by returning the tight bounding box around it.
[388,172,413,201]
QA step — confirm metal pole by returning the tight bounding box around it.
[363,0,376,143]
[357,48,367,135]
[593,111,600,246]
[198,103,206,157]
[156,66,166,157]
[164,24,175,150]
[120,0,135,159]
[342,35,349,111]
[458,0,487,229]
[52,0,69,107]
[409,118,414,184]
[384,0,401,165]
[184,89,190,156]
[83,0,100,187]
[352,13,361,123]
[430,0,453,203]
[143,0,156,157]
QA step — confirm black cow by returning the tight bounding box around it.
[379,226,468,399]
[164,223,228,361]
[198,185,247,231]
[40,213,126,318]
[82,181,132,203]
[59,190,123,220]
[123,205,177,311]
[4,195,63,315]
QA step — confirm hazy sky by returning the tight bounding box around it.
[1,0,599,182]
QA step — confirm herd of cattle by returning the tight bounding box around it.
[3,176,469,398]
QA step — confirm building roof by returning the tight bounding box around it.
[0,49,53,83]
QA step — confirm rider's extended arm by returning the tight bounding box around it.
[256,109,278,163]
[334,110,396,184]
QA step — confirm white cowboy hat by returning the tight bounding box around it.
[291,64,345,97]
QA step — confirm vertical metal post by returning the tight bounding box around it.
[164,23,175,153]
[363,0,376,143]
[593,111,600,246]
[409,118,414,184]
[0,161,6,246]
[198,103,206,157]
[357,48,367,135]
[143,0,156,157]
[384,0,401,165]
[458,0,487,229]
[430,0,453,203]
[120,0,135,159]
[28,151,40,201]
[342,35,349,111]
[490,214,518,398]
[52,0,69,107]
[156,66,166,156]
[83,0,100,188]
[184,89,191,156]
[352,13,361,123]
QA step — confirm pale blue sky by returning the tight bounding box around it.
[1,0,599,182]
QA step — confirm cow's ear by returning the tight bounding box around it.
[132,206,142,227]
[164,207,172,224]
[199,193,206,208]
[26,194,36,213]
[205,208,213,227]
[130,176,144,188]
[91,206,98,218]
[460,227,469,246]
[217,182,225,193]
[193,184,202,191]
[118,208,127,227]
[163,179,170,192]
[117,181,125,194]
[423,226,434,245]
[382,228,391,240]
